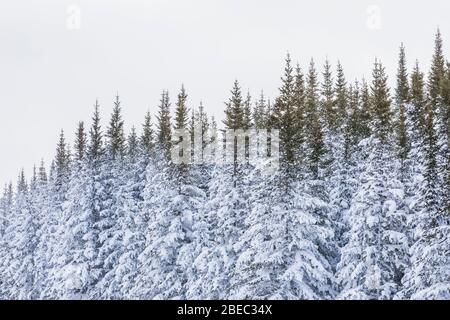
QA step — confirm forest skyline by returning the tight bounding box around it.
[2,29,449,188]
[1,0,450,187]
[1,27,449,299]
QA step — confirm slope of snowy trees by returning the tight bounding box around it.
[0,31,449,300]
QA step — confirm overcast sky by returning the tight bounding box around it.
[0,0,449,187]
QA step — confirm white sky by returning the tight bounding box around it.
[0,0,449,187]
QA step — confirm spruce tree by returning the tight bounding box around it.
[74,121,87,162]
[88,100,104,161]
[357,79,372,140]
[395,45,411,168]
[321,59,335,130]
[156,90,172,156]
[410,61,427,136]
[428,29,445,108]
[38,159,47,184]
[243,91,253,130]
[141,111,154,155]
[253,91,267,129]
[223,80,244,130]
[293,64,306,148]
[306,59,327,178]
[396,44,410,106]
[335,61,348,127]
[370,60,392,143]
[174,85,189,129]
[271,54,298,167]
[127,126,138,160]
[107,94,126,160]
[55,130,69,188]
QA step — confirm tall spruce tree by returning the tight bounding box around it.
[410,61,427,137]
[88,100,104,161]
[174,85,189,129]
[156,90,172,156]
[370,60,392,143]
[335,61,348,128]
[141,111,154,155]
[74,122,87,162]
[306,59,327,178]
[395,44,411,169]
[223,80,244,130]
[107,94,126,160]
[321,59,335,131]
[428,29,446,108]
[271,54,297,166]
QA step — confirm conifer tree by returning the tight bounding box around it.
[396,44,410,106]
[293,64,306,148]
[395,45,411,168]
[156,90,172,156]
[243,91,253,130]
[439,63,450,217]
[223,80,244,130]
[174,85,189,129]
[306,59,327,178]
[335,61,348,127]
[428,29,445,108]
[370,60,392,143]
[55,130,69,186]
[88,100,104,161]
[38,159,47,184]
[141,111,154,155]
[345,81,360,161]
[400,101,450,299]
[410,61,427,136]
[74,122,87,162]
[357,79,372,140]
[253,91,267,129]
[107,94,126,160]
[321,59,335,130]
[127,127,138,160]
[271,54,297,167]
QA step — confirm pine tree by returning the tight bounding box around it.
[335,61,348,127]
[253,91,267,129]
[306,59,327,178]
[88,100,104,161]
[107,94,126,160]
[400,101,450,299]
[345,81,360,161]
[8,170,40,298]
[395,45,411,169]
[55,129,69,187]
[439,63,450,217]
[174,85,189,129]
[370,60,392,143]
[141,111,154,155]
[156,90,172,156]
[321,59,335,130]
[74,122,87,162]
[243,91,253,130]
[357,79,372,140]
[428,29,446,108]
[293,64,306,149]
[127,126,138,159]
[396,44,410,106]
[410,61,427,136]
[271,54,298,167]
[223,80,244,130]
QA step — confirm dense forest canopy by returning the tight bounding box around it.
[0,30,449,299]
